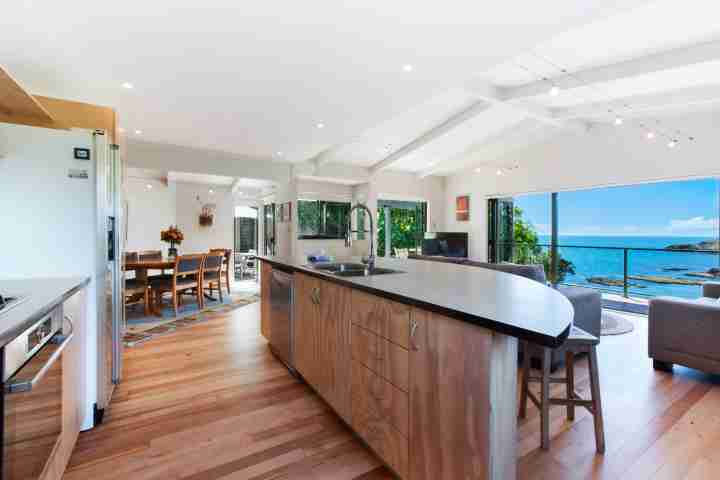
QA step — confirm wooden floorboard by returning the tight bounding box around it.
[64,303,720,479]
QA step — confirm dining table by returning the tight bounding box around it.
[124,256,220,315]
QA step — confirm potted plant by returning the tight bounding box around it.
[161,225,184,258]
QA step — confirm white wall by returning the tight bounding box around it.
[444,109,720,260]
[260,171,446,262]
[174,182,235,253]
[0,123,98,429]
[125,178,176,255]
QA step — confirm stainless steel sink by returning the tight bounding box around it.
[309,262,403,277]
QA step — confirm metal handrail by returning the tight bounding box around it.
[494,241,720,298]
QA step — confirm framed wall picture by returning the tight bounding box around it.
[456,195,470,221]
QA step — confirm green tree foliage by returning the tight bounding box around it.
[377,208,422,257]
[513,207,575,283]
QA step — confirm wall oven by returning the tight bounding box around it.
[2,308,73,480]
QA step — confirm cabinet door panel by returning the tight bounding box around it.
[316,279,352,422]
[351,397,408,478]
[351,325,408,392]
[293,273,318,386]
[351,360,408,438]
[352,290,410,349]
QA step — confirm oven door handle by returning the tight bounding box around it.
[4,316,74,395]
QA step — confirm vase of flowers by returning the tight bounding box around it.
[161,225,184,258]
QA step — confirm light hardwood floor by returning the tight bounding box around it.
[65,303,720,479]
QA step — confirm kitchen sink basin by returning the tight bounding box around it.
[309,262,403,277]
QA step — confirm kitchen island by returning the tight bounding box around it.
[259,256,573,480]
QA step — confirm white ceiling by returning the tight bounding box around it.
[126,168,274,197]
[2,1,647,164]
[4,0,720,178]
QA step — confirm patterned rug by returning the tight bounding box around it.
[123,291,260,347]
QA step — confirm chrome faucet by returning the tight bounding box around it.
[346,203,375,270]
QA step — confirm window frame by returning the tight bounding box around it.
[297,199,351,240]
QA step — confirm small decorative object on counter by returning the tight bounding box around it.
[161,225,184,258]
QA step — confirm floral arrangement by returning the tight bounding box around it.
[160,225,184,246]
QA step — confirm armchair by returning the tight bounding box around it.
[648,282,720,374]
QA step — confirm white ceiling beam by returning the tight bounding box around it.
[553,84,720,121]
[369,100,491,174]
[499,39,720,101]
[417,120,550,178]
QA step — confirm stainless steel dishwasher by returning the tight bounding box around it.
[269,269,295,374]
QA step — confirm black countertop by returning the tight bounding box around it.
[0,277,90,347]
[259,256,573,348]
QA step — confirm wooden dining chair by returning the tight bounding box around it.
[201,252,225,304]
[209,248,232,295]
[150,254,205,316]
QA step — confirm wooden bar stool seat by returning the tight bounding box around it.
[519,326,605,453]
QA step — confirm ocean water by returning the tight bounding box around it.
[534,235,720,299]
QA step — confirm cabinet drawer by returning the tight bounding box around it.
[351,325,408,392]
[351,360,408,438]
[352,290,410,349]
[351,398,409,478]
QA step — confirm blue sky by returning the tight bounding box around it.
[514,178,719,237]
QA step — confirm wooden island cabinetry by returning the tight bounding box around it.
[259,260,518,480]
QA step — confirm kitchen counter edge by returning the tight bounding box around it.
[258,256,571,348]
[0,276,91,348]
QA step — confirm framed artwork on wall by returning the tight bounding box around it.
[456,195,470,221]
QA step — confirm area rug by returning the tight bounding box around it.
[123,292,260,347]
[600,309,635,336]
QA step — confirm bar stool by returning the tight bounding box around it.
[519,326,605,453]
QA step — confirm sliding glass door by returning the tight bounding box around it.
[376,200,427,257]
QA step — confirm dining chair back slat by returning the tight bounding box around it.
[125,251,139,262]
[175,255,204,275]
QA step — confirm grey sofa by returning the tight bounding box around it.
[649,282,720,374]
[464,261,602,369]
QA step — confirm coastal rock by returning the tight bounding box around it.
[666,240,720,251]
[662,267,689,272]
[629,274,703,286]
[587,276,644,288]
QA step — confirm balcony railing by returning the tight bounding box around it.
[496,242,720,300]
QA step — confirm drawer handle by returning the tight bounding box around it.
[410,318,419,351]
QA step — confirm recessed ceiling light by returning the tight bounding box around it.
[668,140,677,148]
[146,184,153,189]
[474,168,482,173]
[403,64,414,72]
[549,86,560,96]
[209,188,214,194]
[135,129,142,135]
[646,131,655,140]
[496,169,504,176]
[276,151,283,157]
[316,123,325,129]
[614,117,623,126]
[122,82,133,89]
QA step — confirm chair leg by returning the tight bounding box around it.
[197,285,203,310]
[173,290,179,317]
[143,289,150,316]
[519,343,530,419]
[540,347,551,450]
[588,346,606,454]
[225,269,230,295]
[565,350,575,421]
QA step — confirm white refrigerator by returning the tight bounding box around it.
[0,123,124,430]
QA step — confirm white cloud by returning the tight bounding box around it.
[667,216,719,233]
